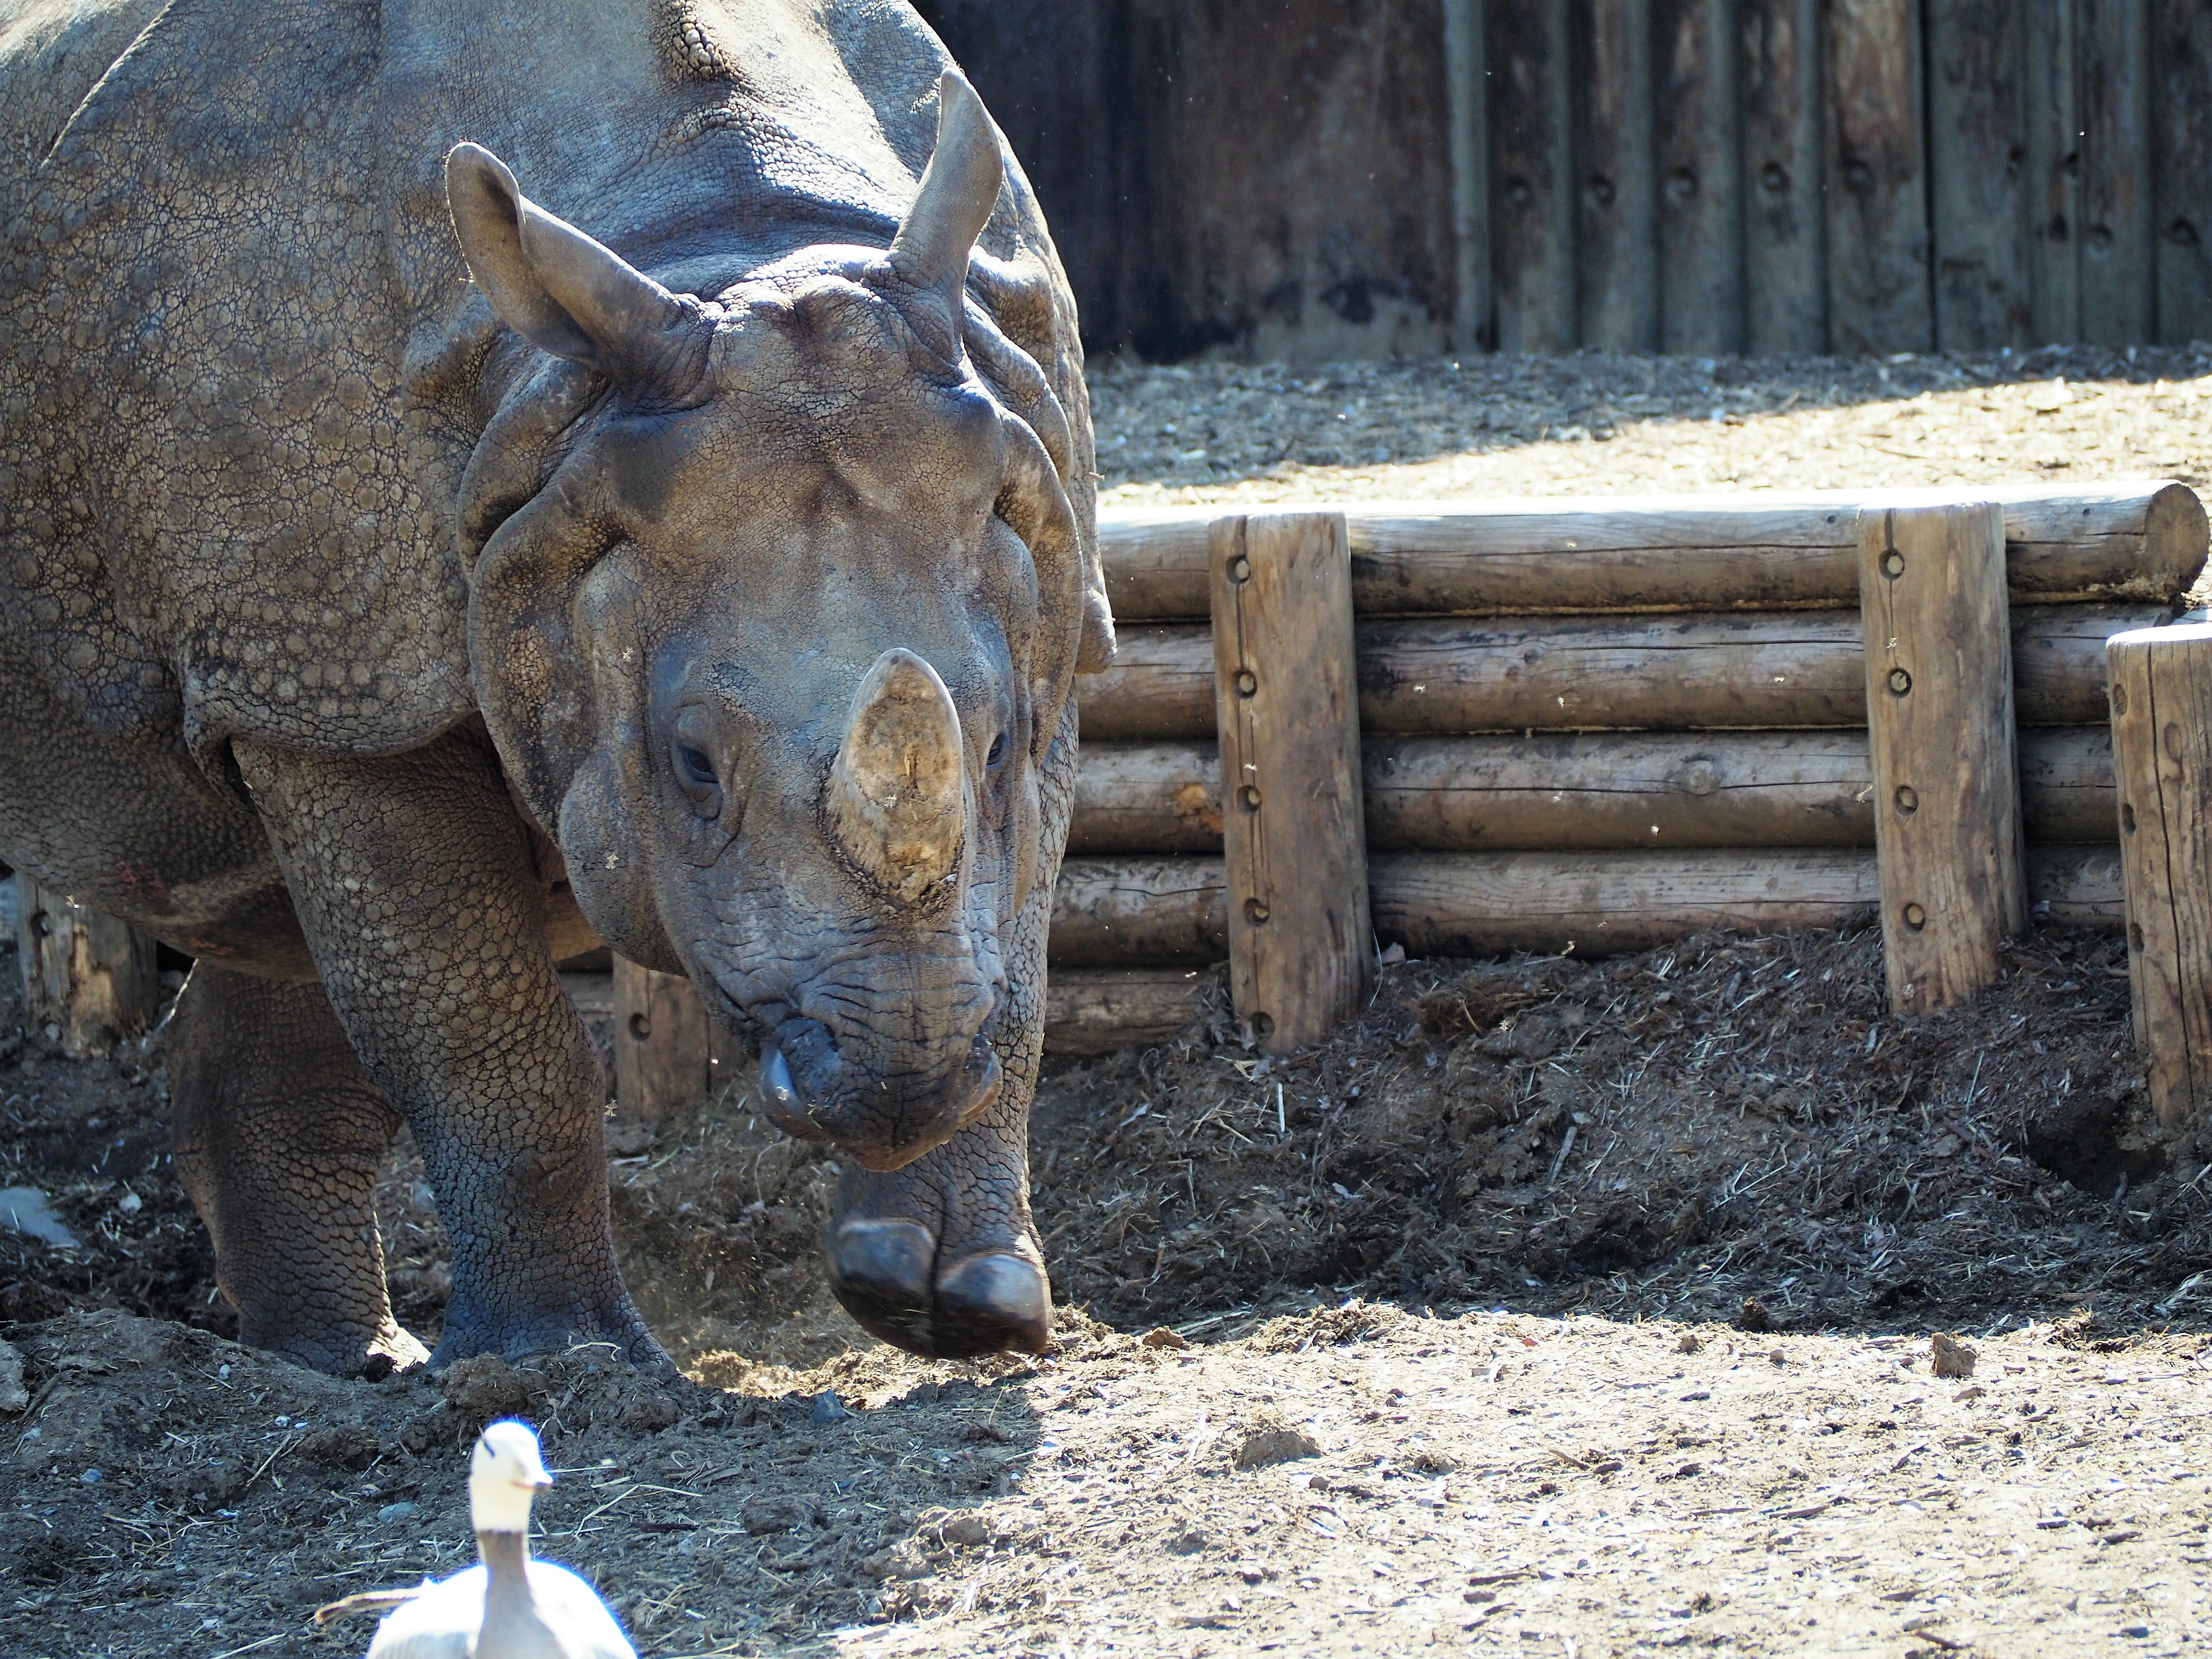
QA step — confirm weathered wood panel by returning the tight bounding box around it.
[1824,0,1933,353]
[1068,741,1223,854]
[1925,0,2030,349]
[1443,0,1492,349]
[2024,2,2084,344]
[1573,0,1660,351]
[2153,0,2212,345]
[2079,0,2155,346]
[1490,0,1578,351]
[13,877,159,1058]
[1656,0,1745,353]
[1739,0,1828,352]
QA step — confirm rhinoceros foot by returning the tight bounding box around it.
[428,1298,667,1372]
[826,1132,1053,1358]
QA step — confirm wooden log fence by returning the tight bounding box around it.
[17,483,2190,1105]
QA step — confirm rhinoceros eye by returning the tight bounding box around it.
[986,732,1007,769]
[678,744,717,788]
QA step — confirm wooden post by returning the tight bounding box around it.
[1211,512,1372,1054]
[1858,502,2028,1014]
[2107,623,2212,1126]
[13,876,160,1058]
[612,958,742,1121]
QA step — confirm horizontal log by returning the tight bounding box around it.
[1070,729,2115,855]
[1042,967,1215,1055]
[1049,856,1227,967]
[1068,741,1223,854]
[1076,626,1216,742]
[1099,481,2207,621]
[1038,847,2124,1047]
[1046,846,2118,978]
[1075,605,2163,741]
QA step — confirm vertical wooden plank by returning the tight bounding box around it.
[1740,0,1828,352]
[2109,623,2212,1126]
[2024,1,2083,344]
[1211,512,1372,1056]
[1858,502,2027,1015]
[1489,0,1578,351]
[1925,0,2030,349]
[1443,0,1493,351]
[2152,0,2212,344]
[1574,0,1659,351]
[2079,0,2154,345]
[13,876,160,1058]
[1824,0,1934,353]
[1656,0,1746,354]
[613,956,712,1122]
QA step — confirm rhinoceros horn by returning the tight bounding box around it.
[826,649,968,905]
[887,71,1004,354]
[445,143,706,391]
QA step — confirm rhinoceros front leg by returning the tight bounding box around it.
[169,964,429,1377]
[828,1088,1051,1358]
[232,726,661,1367]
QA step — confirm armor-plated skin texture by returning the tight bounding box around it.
[0,0,1111,1371]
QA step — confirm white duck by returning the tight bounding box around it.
[364,1419,636,1659]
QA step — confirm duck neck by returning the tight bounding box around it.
[477,1527,533,1608]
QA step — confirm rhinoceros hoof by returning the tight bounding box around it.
[827,1221,1051,1358]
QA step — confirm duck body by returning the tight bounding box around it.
[366,1536,635,1659]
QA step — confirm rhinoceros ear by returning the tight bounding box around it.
[886,72,1005,352]
[445,143,707,391]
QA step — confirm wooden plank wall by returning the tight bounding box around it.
[926,0,2212,359]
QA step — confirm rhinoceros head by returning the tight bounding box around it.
[443,73,1083,1171]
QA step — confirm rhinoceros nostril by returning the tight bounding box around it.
[758,1045,831,1142]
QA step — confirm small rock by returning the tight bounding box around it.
[1769,1349,1788,1367]
[1166,1525,1209,1554]
[935,1512,990,1548]
[1736,1297,1775,1334]
[809,1391,849,1425]
[2121,1624,2152,1639]
[0,1338,27,1413]
[1931,1333,1978,1380]
[742,1495,817,1535]
[1234,1423,1322,1469]
[1141,1327,1188,1351]
[78,1467,103,1484]
[1675,1331,1701,1355]
[115,1191,142,1216]
[377,1501,419,1523]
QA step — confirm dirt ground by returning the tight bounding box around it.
[9,345,2212,1657]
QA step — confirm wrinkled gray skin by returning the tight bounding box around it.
[0,0,1114,1374]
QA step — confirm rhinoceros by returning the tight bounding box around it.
[0,0,1113,1374]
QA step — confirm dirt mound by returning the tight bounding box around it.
[1030,921,2201,1343]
